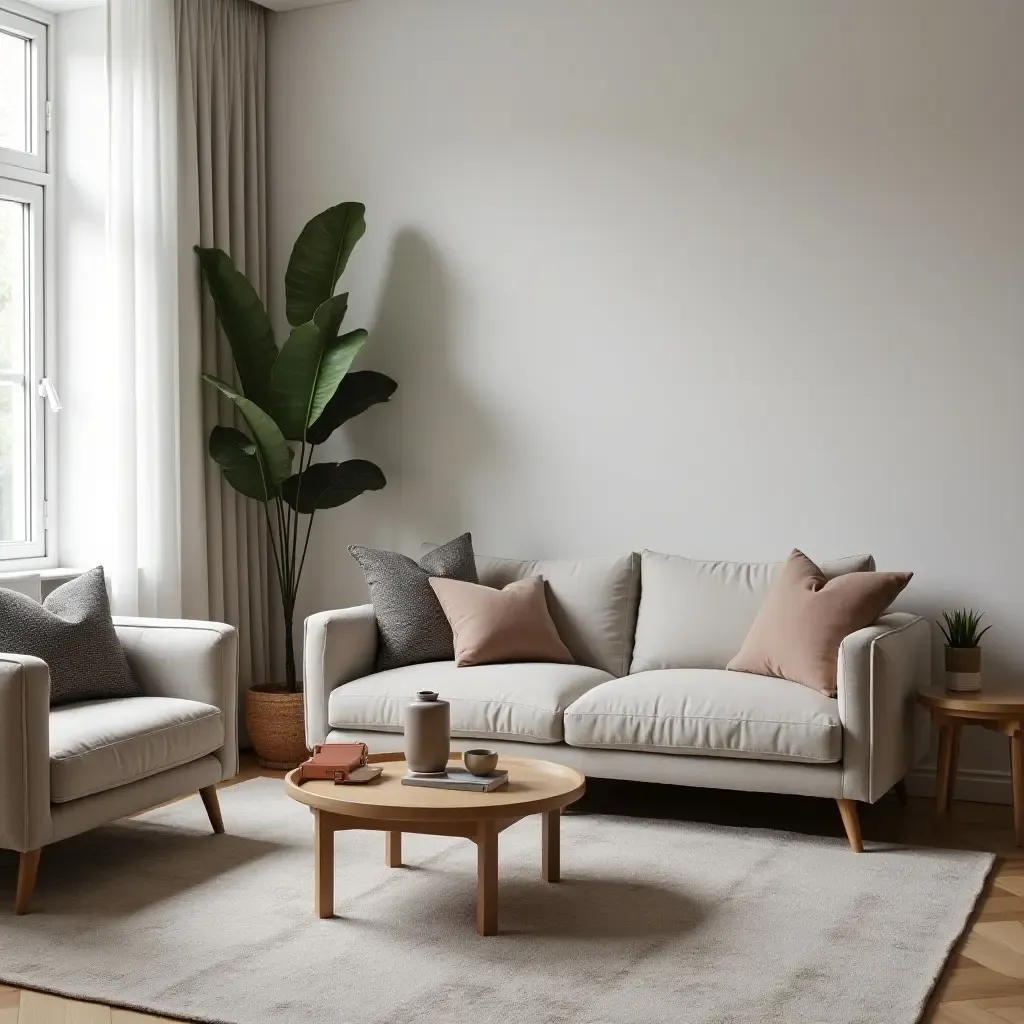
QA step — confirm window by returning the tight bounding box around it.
[0,2,50,561]
[0,2,51,562]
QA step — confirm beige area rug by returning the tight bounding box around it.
[0,778,992,1024]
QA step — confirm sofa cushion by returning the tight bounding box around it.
[429,576,574,667]
[329,661,612,743]
[0,566,141,706]
[563,669,842,763]
[351,532,479,670]
[630,550,876,673]
[728,550,912,696]
[475,552,640,677]
[49,696,224,803]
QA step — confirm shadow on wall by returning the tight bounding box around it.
[350,227,498,552]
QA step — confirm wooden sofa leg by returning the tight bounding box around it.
[15,849,41,915]
[836,799,863,853]
[199,785,225,834]
[894,780,908,806]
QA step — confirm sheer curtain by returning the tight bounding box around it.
[103,0,271,718]
[175,0,273,706]
[106,0,182,618]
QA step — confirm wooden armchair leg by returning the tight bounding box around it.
[15,849,41,915]
[836,799,863,853]
[199,785,225,834]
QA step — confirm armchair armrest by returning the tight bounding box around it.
[304,605,377,747]
[114,618,239,781]
[0,655,51,852]
[837,612,931,803]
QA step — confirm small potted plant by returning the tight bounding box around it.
[195,201,396,767]
[937,608,991,692]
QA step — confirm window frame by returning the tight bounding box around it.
[0,0,55,569]
[0,6,47,173]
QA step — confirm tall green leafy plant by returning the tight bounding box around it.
[196,202,396,691]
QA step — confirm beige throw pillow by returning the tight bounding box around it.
[727,550,912,696]
[428,576,574,668]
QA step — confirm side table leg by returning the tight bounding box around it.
[386,830,403,867]
[935,723,960,819]
[542,809,560,883]
[315,810,335,919]
[476,820,498,936]
[1011,728,1024,847]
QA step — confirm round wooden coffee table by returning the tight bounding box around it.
[284,752,586,935]
[918,687,1024,845]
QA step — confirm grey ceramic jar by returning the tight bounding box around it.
[404,690,450,774]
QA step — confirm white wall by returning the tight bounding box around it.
[54,4,108,568]
[267,0,1024,796]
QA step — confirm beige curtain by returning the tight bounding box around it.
[175,0,271,729]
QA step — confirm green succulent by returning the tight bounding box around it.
[937,608,992,649]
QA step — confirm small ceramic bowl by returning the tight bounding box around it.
[463,749,499,776]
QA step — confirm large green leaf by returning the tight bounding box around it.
[284,202,366,326]
[271,295,367,440]
[281,459,386,513]
[208,426,276,501]
[194,247,277,410]
[202,375,292,484]
[307,371,398,445]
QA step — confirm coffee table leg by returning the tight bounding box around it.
[542,808,560,883]
[476,820,498,936]
[386,830,403,867]
[315,809,335,919]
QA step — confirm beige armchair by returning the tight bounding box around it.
[0,616,238,914]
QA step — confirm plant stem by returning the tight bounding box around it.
[296,509,317,585]
[283,603,297,690]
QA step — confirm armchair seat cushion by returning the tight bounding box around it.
[563,669,842,763]
[328,661,612,743]
[49,696,224,803]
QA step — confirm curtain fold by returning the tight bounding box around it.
[106,0,182,618]
[175,0,272,711]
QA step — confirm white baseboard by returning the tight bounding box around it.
[906,764,1012,805]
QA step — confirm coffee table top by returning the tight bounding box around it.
[284,752,586,822]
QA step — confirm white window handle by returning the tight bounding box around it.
[38,377,62,412]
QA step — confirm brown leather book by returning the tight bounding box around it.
[298,743,369,783]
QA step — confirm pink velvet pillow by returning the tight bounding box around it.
[428,576,574,668]
[727,549,912,695]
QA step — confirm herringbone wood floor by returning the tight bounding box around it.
[1,759,1018,1023]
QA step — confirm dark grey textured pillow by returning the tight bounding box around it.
[349,533,479,670]
[0,567,140,706]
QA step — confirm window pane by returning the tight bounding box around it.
[0,198,27,373]
[0,384,29,544]
[0,31,30,154]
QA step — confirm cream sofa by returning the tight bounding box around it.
[0,617,238,913]
[304,550,930,851]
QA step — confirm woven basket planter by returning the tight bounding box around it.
[245,684,309,769]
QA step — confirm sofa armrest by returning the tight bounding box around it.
[304,605,377,747]
[0,655,51,852]
[837,612,931,803]
[114,617,239,780]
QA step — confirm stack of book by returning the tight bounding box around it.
[401,768,508,792]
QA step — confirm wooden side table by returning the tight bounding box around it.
[917,687,1024,845]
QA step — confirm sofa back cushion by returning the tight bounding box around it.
[630,550,876,673]
[473,552,640,677]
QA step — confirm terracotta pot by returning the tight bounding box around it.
[245,684,309,769]
[944,646,982,692]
